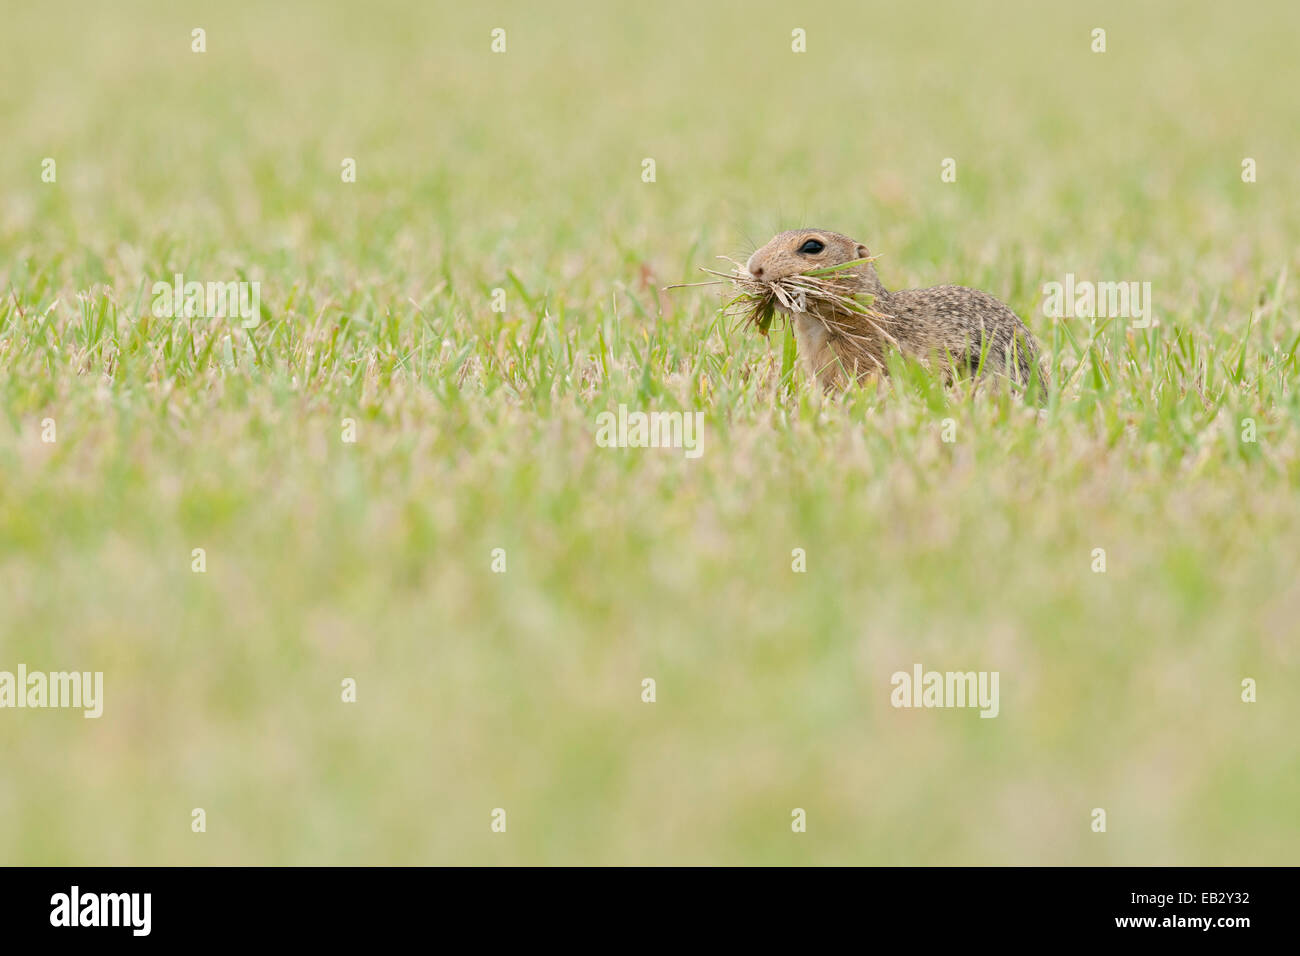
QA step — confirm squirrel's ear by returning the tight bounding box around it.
[855,243,869,259]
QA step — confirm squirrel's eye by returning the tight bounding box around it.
[798,239,825,255]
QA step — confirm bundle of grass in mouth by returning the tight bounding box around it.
[671,255,895,379]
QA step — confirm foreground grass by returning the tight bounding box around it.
[1,0,1298,864]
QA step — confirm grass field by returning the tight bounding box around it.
[2,0,1298,864]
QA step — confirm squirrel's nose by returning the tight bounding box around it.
[745,254,764,279]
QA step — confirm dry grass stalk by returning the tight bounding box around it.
[670,256,896,375]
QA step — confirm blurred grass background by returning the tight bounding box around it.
[1,0,1298,864]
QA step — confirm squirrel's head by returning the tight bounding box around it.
[745,229,871,283]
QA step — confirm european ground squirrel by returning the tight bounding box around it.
[744,229,1047,396]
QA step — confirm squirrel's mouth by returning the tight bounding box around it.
[668,255,884,339]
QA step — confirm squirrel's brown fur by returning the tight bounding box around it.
[746,229,1047,397]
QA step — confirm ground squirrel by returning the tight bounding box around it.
[745,229,1047,396]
